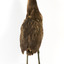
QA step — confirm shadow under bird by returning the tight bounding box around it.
[20,0,43,64]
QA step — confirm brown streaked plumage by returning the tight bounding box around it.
[20,0,43,64]
[20,0,43,55]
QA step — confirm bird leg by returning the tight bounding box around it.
[26,50,40,64]
[26,53,28,64]
[38,50,40,64]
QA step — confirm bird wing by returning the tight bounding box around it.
[23,19,40,39]
[20,18,43,54]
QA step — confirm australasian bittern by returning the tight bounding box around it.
[20,0,43,64]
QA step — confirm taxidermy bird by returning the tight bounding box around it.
[20,0,43,64]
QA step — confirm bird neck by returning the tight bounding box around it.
[28,0,37,5]
[27,0,38,15]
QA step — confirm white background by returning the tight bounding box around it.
[0,0,64,64]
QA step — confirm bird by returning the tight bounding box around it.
[20,0,43,64]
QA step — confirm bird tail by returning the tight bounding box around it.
[27,48,33,55]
